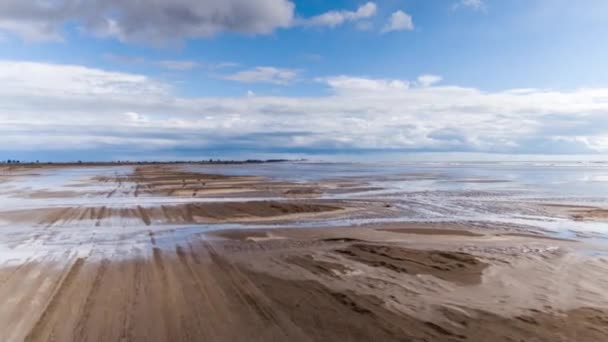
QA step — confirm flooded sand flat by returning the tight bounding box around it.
[2,162,608,341]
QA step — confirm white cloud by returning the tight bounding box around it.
[322,76,410,93]
[417,74,443,87]
[454,0,486,11]
[301,2,377,28]
[2,60,608,155]
[221,67,299,85]
[124,112,149,124]
[382,10,414,33]
[0,60,168,98]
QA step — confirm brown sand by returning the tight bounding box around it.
[3,166,608,341]
[3,230,608,342]
[500,232,577,242]
[245,267,608,342]
[378,227,484,236]
[94,164,333,199]
[541,203,608,222]
[283,188,323,197]
[571,208,608,221]
[2,201,343,226]
[336,243,488,285]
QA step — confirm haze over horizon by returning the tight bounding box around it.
[1,0,607,161]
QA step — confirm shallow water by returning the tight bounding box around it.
[184,161,608,199]
[187,161,608,234]
[2,161,608,264]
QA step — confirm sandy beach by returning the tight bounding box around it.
[2,163,608,341]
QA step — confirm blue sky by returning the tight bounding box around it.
[1,0,608,161]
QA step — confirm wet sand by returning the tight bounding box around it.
[541,203,608,222]
[2,225,608,341]
[2,164,608,341]
[1,201,344,226]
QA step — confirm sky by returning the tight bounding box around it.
[1,0,608,162]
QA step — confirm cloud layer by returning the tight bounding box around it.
[2,60,608,159]
[0,1,399,42]
[0,0,295,42]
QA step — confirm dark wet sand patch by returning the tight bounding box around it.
[571,208,608,221]
[319,237,369,243]
[245,264,608,342]
[283,188,323,196]
[150,201,343,223]
[336,243,488,285]
[540,203,608,221]
[378,227,484,237]
[500,232,577,242]
[213,230,271,241]
[2,201,344,226]
[286,255,351,278]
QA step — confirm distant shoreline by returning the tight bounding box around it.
[0,159,295,167]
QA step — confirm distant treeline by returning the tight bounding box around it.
[0,159,297,166]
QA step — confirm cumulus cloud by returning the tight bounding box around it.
[382,10,414,33]
[300,2,377,28]
[0,0,295,43]
[322,76,410,93]
[2,60,608,157]
[220,67,299,85]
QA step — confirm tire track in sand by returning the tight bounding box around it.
[174,245,209,340]
[73,259,109,341]
[204,242,283,326]
[43,207,74,228]
[24,257,86,342]
[120,258,143,342]
[137,206,151,226]
[152,248,178,341]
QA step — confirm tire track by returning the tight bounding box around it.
[42,207,73,228]
[152,248,178,341]
[137,206,151,226]
[73,259,109,341]
[120,258,143,342]
[95,206,106,227]
[0,262,29,290]
[24,257,86,342]
[174,245,209,340]
[204,242,282,325]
